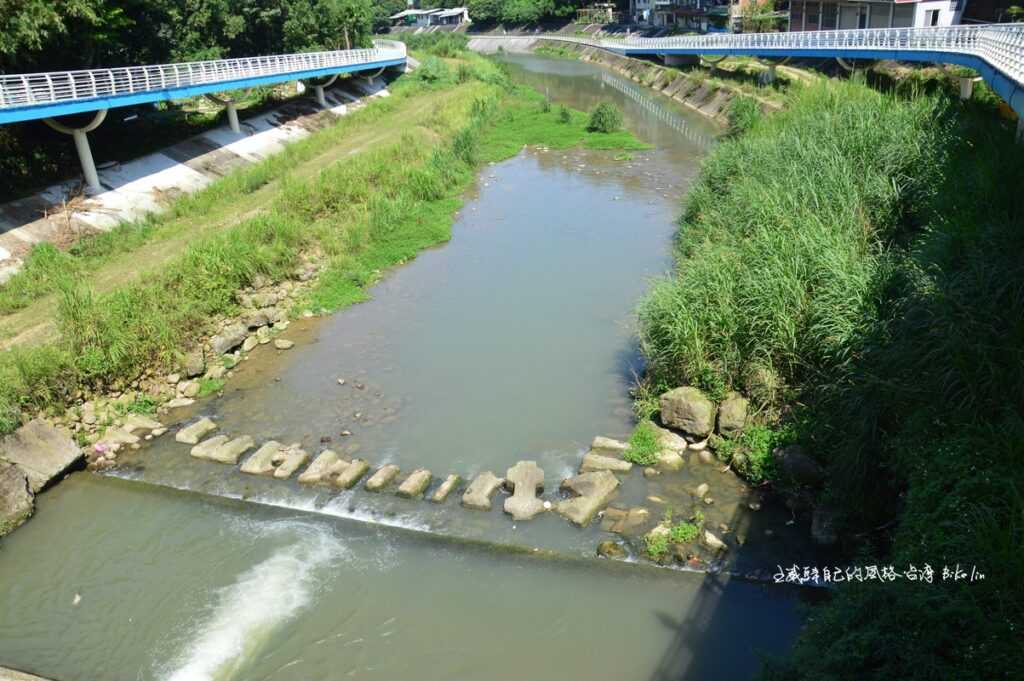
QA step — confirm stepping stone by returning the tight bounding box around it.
[365,464,400,492]
[396,469,432,499]
[430,474,462,503]
[503,461,545,520]
[165,397,195,409]
[591,436,628,455]
[191,435,255,464]
[297,450,349,485]
[241,441,309,479]
[176,417,217,444]
[335,458,370,489]
[122,414,164,435]
[462,472,504,511]
[556,471,620,527]
[580,452,632,474]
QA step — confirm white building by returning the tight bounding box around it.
[787,0,968,31]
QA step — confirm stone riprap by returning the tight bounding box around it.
[580,452,632,474]
[601,506,650,535]
[365,464,400,492]
[175,418,217,445]
[556,471,620,527]
[121,414,164,435]
[191,435,254,465]
[462,472,504,511]
[241,441,308,479]
[430,474,462,503]
[396,469,432,498]
[590,436,628,455]
[503,461,545,520]
[0,419,82,493]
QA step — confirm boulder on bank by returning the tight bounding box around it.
[556,470,620,527]
[0,461,33,536]
[650,423,688,453]
[210,323,248,356]
[182,349,206,378]
[717,392,749,438]
[773,445,826,486]
[656,450,685,472]
[659,387,716,437]
[0,419,82,493]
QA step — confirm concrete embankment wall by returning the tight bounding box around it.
[469,37,781,126]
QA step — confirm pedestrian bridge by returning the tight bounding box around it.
[0,40,407,125]
[473,23,1024,119]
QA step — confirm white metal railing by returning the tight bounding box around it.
[0,40,407,110]
[473,24,1024,88]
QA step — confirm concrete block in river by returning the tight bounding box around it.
[121,414,164,435]
[335,458,370,489]
[365,464,400,492]
[396,469,432,498]
[503,461,545,520]
[297,450,349,485]
[556,471,620,527]
[175,418,217,445]
[0,419,82,493]
[241,441,309,479]
[430,474,462,503]
[462,472,504,511]
[191,435,255,464]
[0,461,34,536]
[590,436,628,455]
[580,452,632,474]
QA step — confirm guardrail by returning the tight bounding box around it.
[0,40,407,111]
[471,24,1024,113]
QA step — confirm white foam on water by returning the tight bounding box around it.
[160,523,341,681]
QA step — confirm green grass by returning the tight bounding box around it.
[629,72,1023,679]
[668,521,699,544]
[644,532,670,560]
[623,420,660,466]
[197,378,226,398]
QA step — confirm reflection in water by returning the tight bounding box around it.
[600,72,717,151]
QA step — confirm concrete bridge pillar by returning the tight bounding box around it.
[205,93,249,134]
[958,77,975,101]
[305,74,338,108]
[43,109,107,193]
[1017,116,1024,144]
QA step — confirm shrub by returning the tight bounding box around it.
[587,102,623,133]
[411,57,452,86]
[669,521,700,544]
[558,105,571,124]
[644,532,670,560]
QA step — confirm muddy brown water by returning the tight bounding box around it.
[0,55,822,681]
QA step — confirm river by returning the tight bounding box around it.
[0,54,815,681]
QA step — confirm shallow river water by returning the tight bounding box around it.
[1,55,817,680]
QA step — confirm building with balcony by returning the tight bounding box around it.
[787,0,968,31]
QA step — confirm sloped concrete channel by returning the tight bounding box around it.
[0,55,822,681]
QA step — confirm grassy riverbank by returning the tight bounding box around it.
[0,50,643,437]
[636,76,1023,678]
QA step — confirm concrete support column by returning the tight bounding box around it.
[958,77,974,101]
[205,92,248,134]
[1017,116,1024,144]
[43,109,107,194]
[663,54,699,67]
[314,85,327,108]
[305,74,338,108]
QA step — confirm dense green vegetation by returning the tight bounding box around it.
[635,76,1022,678]
[0,0,381,201]
[0,49,643,437]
